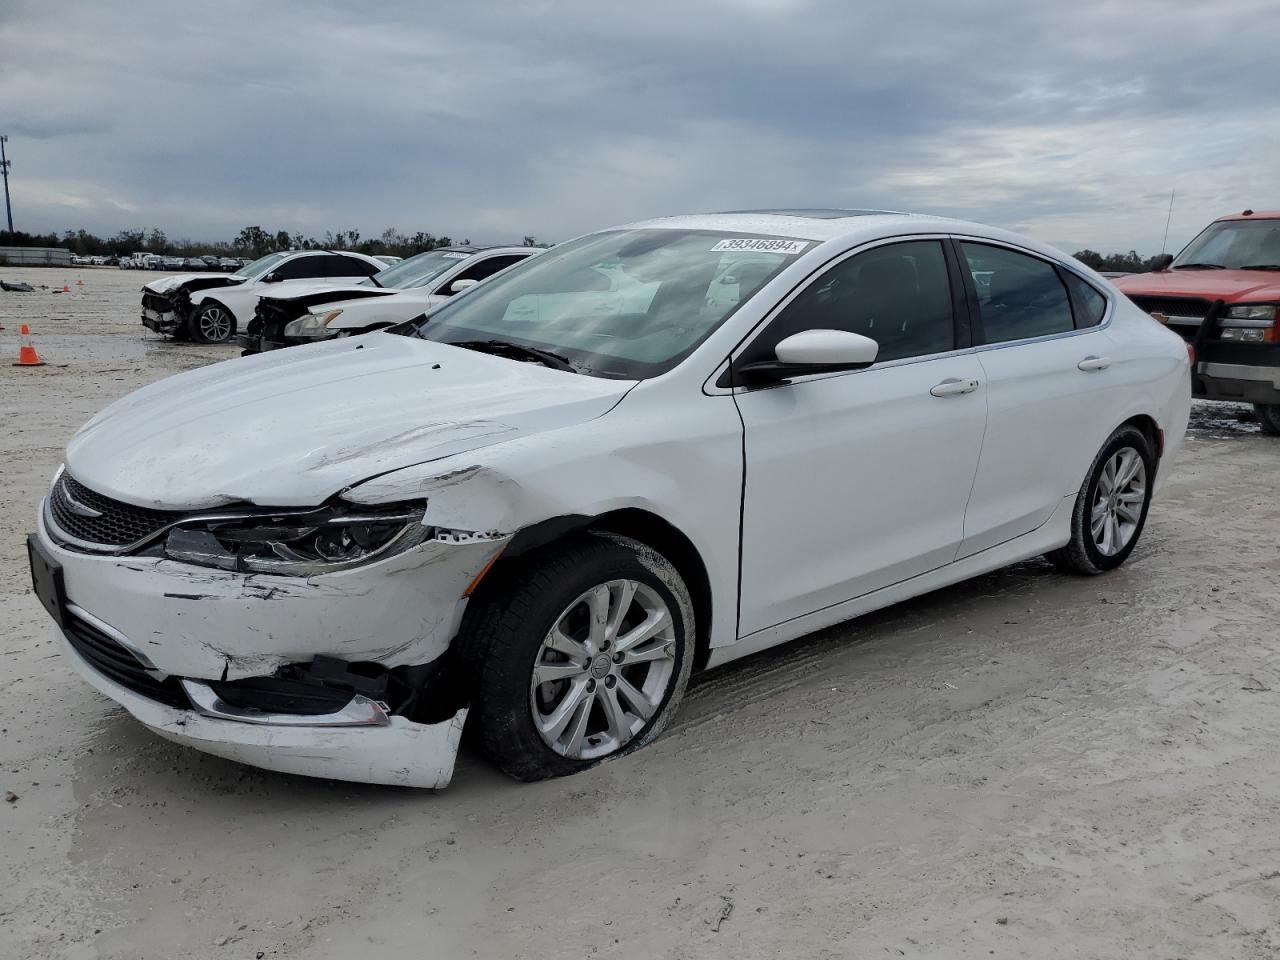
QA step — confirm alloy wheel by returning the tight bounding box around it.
[1091,446,1146,556]
[530,579,677,760]
[199,307,233,342]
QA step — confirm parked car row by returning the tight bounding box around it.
[36,209,1194,791]
[139,245,542,344]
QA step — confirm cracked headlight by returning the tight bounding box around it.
[163,500,428,576]
[283,309,343,339]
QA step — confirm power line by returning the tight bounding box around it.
[0,135,12,233]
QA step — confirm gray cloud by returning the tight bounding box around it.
[1,0,1277,252]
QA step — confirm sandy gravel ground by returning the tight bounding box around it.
[2,266,1279,960]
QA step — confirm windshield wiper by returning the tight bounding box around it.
[1173,262,1227,270]
[449,339,578,372]
[1238,264,1280,271]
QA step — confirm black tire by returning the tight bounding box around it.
[459,532,695,782]
[190,302,236,344]
[1254,403,1280,437]
[1045,425,1155,575]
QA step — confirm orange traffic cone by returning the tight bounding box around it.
[13,324,46,367]
[75,279,84,288]
[61,284,70,293]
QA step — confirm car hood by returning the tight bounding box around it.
[1113,269,1280,302]
[65,333,635,510]
[258,279,389,303]
[144,274,246,294]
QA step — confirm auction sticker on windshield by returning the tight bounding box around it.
[710,238,809,254]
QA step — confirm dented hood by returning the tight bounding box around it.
[258,279,390,303]
[144,273,246,295]
[65,333,635,510]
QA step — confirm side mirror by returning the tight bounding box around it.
[263,271,282,283]
[734,329,879,384]
[1152,253,1174,272]
[448,278,479,295]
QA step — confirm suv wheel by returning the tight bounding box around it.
[1254,403,1280,437]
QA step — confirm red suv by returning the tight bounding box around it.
[1113,210,1280,435]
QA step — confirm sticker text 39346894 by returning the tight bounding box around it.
[710,238,810,255]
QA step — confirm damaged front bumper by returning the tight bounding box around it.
[58,626,467,787]
[33,505,507,788]
[141,291,182,335]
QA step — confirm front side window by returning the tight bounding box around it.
[742,240,956,367]
[399,229,805,379]
[451,254,528,287]
[275,255,329,281]
[961,243,1073,344]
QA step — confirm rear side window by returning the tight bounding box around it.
[961,243,1073,343]
[1062,271,1107,328]
[328,255,380,278]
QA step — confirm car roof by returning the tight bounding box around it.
[1215,210,1280,222]
[279,249,384,266]
[615,210,990,243]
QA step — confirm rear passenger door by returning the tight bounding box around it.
[955,240,1121,557]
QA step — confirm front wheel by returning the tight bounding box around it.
[1254,403,1280,437]
[461,532,695,781]
[1045,425,1155,575]
[190,302,235,344]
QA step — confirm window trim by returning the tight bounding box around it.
[714,233,970,393]
[947,235,1114,350]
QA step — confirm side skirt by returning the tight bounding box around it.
[706,492,1075,668]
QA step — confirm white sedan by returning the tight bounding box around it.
[31,210,1190,787]
[140,250,385,343]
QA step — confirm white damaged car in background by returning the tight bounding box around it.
[31,210,1191,788]
[238,245,541,354]
[140,250,385,343]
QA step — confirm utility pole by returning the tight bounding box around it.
[0,135,12,233]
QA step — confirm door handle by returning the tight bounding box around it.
[1077,356,1111,372]
[929,377,979,397]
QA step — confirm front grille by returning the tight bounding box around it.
[64,614,189,709]
[141,291,174,313]
[49,472,181,549]
[1127,296,1213,319]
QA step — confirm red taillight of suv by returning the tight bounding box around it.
[1187,342,1196,367]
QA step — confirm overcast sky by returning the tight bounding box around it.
[2,0,1277,253]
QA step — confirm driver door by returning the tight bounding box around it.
[733,239,989,636]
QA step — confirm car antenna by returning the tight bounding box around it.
[1160,188,1175,256]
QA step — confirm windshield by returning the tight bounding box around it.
[1173,219,1280,270]
[371,250,472,290]
[233,252,288,279]
[397,229,806,378]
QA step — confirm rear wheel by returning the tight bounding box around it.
[461,532,694,781]
[1254,403,1280,437]
[191,302,235,344]
[1045,425,1154,575]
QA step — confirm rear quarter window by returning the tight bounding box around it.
[1063,271,1108,328]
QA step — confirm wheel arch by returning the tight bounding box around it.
[498,508,715,671]
[1119,413,1161,463]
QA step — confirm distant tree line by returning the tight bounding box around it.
[0,226,545,259]
[1071,249,1170,273]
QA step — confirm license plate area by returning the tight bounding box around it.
[27,534,67,627]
